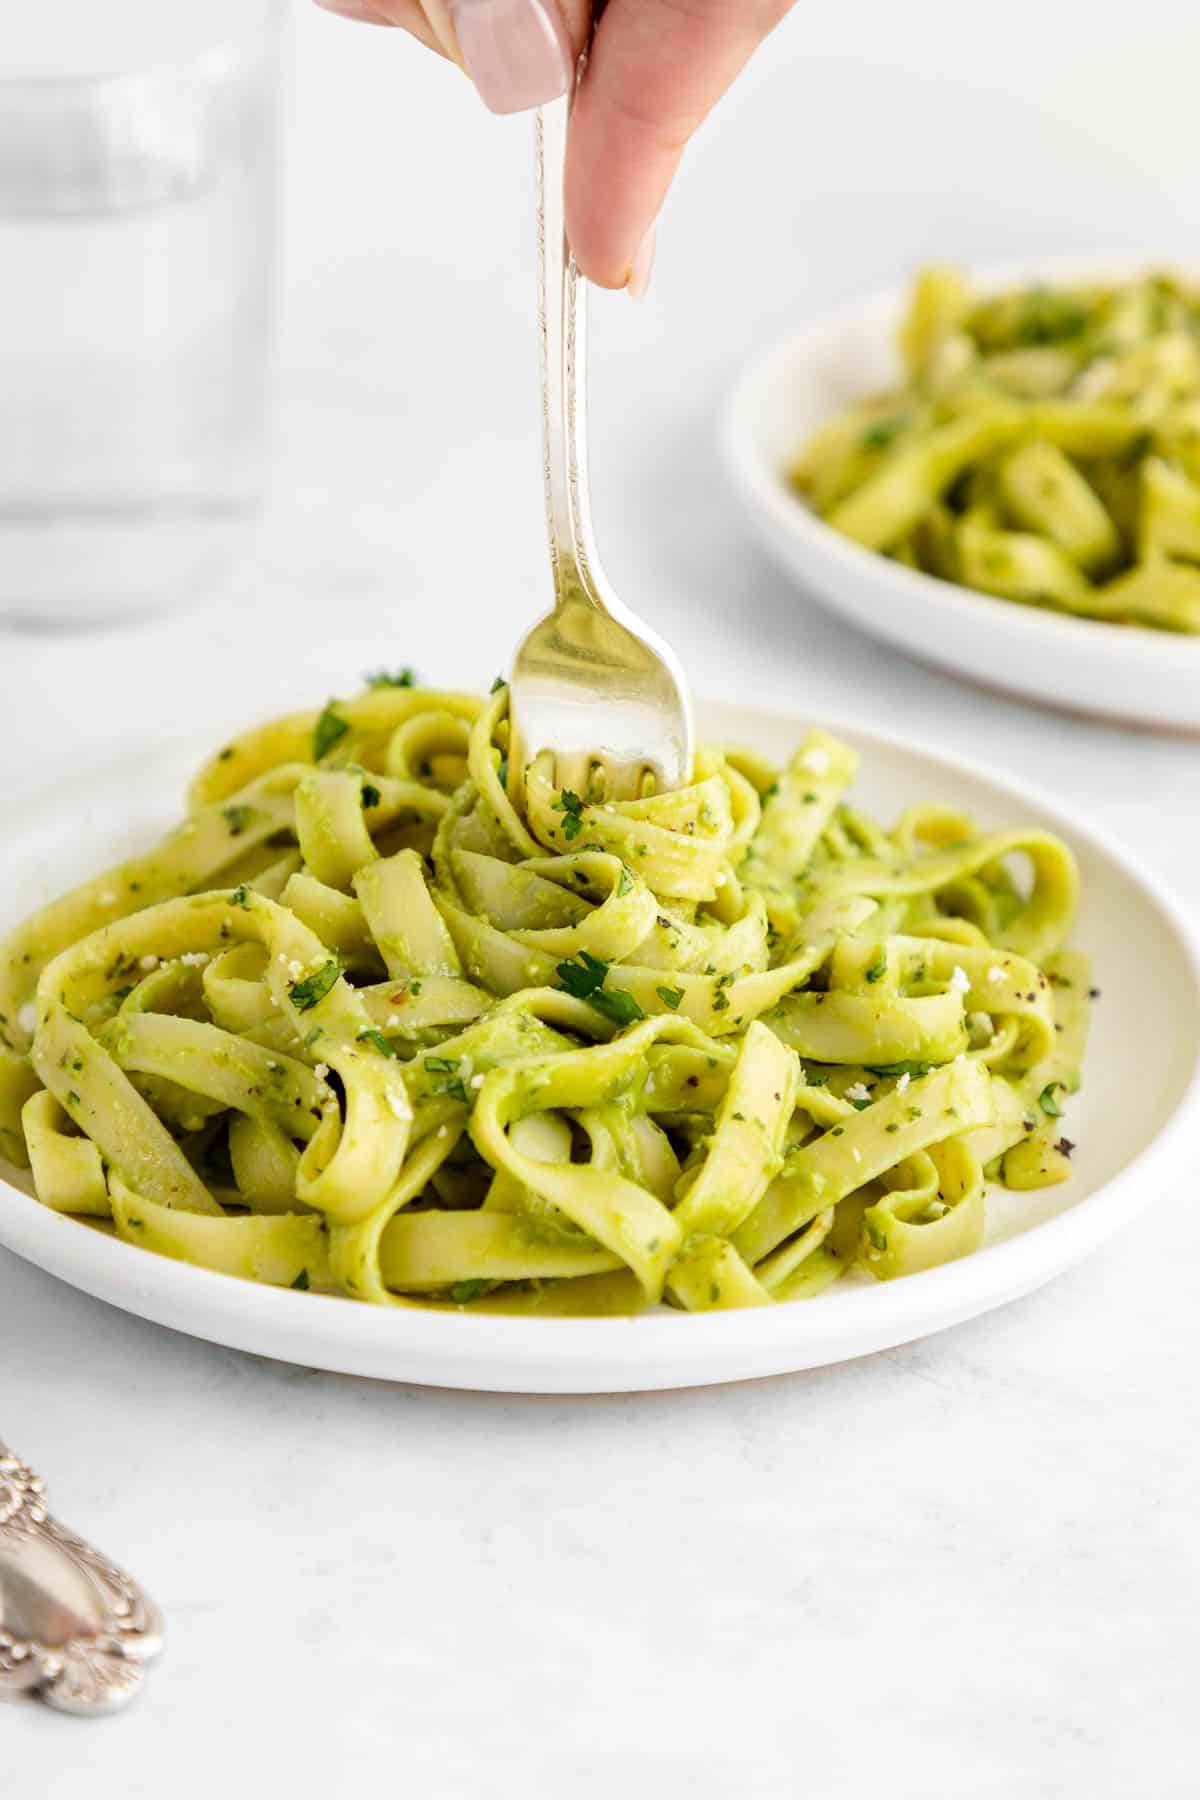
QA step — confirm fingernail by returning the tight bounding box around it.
[627,225,657,301]
[450,0,572,115]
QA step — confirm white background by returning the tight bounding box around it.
[5,2,1200,1793]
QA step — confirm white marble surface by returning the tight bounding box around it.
[5,2,1200,1792]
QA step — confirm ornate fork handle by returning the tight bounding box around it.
[0,1440,162,1715]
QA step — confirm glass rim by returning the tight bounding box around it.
[0,6,285,97]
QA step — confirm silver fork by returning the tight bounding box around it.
[0,1439,162,1714]
[508,85,694,804]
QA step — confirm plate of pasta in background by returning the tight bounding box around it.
[0,680,1197,1391]
[723,260,1200,731]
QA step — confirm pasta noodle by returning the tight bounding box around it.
[793,266,1200,632]
[0,679,1091,1315]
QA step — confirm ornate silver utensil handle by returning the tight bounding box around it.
[0,1439,162,1715]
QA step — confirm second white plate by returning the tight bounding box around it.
[722,265,1200,732]
[1,700,1198,1390]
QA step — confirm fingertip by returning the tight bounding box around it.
[563,122,668,289]
[564,130,674,291]
[626,224,657,300]
[571,249,634,292]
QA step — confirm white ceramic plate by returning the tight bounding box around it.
[722,264,1200,732]
[2,702,1198,1392]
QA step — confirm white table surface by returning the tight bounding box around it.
[6,4,1200,1793]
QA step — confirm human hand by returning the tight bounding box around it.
[313,0,795,295]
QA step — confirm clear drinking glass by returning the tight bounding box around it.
[0,3,282,626]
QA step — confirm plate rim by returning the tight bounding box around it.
[720,256,1200,721]
[2,700,1198,1391]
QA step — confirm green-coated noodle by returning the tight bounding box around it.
[0,681,1092,1313]
[793,265,1200,634]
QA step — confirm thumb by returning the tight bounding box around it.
[565,0,795,290]
[445,0,589,113]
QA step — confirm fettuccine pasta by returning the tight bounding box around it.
[794,266,1200,632]
[0,677,1091,1315]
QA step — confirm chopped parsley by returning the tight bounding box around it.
[861,415,906,451]
[313,702,350,762]
[289,960,341,1012]
[450,1279,490,1303]
[708,971,735,1016]
[360,781,382,809]
[425,1053,469,1100]
[358,1028,398,1058]
[231,885,252,909]
[864,949,887,984]
[291,1269,311,1291]
[551,789,585,841]
[865,1221,888,1252]
[616,866,635,897]
[366,668,416,689]
[656,985,684,1011]
[1012,290,1089,346]
[489,675,508,694]
[848,1095,873,1112]
[869,1060,934,1079]
[555,951,645,1028]
[1038,1081,1064,1119]
[222,804,256,837]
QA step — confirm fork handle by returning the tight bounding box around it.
[0,1439,162,1714]
[536,74,601,611]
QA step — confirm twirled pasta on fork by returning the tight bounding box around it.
[0,677,1090,1315]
